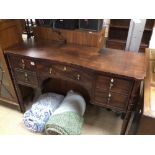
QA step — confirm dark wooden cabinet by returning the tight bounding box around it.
[106,19,131,50]
[0,20,22,108]
[5,40,146,134]
[106,19,154,53]
[139,19,154,53]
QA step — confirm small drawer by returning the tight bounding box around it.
[94,90,128,110]
[53,64,93,85]
[14,69,38,87]
[9,55,36,71]
[95,75,133,95]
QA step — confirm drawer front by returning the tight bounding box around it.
[106,41,125,50]
[14,69,38,87]
[9,55,36,71]
[95,75,133,95]
[94,90,128,110]
[37,62,94,88]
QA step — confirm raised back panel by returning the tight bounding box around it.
[0,20,22,50]
[33,26,105,48]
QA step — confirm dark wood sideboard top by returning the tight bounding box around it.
[5,39,146,80]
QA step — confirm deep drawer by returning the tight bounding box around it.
[95,75,133,95]
[94,90,128,110]
[14,69,38,87]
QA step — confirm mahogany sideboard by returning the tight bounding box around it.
[5,39,146,134]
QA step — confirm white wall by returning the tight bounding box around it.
[149,26,155,48]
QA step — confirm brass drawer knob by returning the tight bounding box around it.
[49,67,53,74]
[63,66,67,71]
[111,78,114,83]
[77,74,80,80]
[30,61,35,66]
[107,93,111,103]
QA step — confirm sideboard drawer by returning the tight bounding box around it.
[94,90,128,110]
[54,64,93,85]
[9,55,36,71]
[14,69,38,87]
[95,75,133,95]
[37,62,94,88]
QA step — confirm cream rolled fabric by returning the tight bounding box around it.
[53,90,86,116]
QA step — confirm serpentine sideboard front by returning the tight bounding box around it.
[5,40,146,134]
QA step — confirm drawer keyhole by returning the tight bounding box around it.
[49,67,53,74]
[22,63,25,69]
[77,74,80,80]
[107,93,111,103]
[21,59,25,69]
[63,66,67,71]
[109,83,114,90]
[24,73,28,81]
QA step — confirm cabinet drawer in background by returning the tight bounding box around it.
[106,40,126,50]
[14,69,38,87]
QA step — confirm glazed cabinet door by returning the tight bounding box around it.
[0,48,18,105]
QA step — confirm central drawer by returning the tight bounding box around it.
[37,62,94,88]
[14,69,38,87]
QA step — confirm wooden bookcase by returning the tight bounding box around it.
[106,19,154,52]
[139,19,154,53]
[106,19,131,50]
